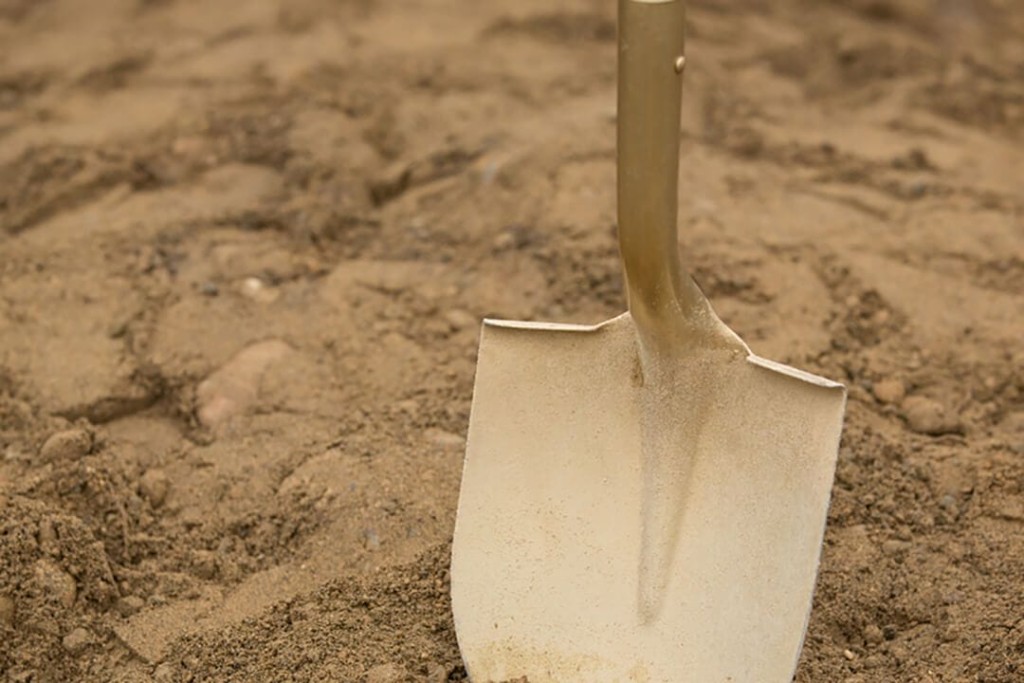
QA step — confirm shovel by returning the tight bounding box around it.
[451,1,846,681]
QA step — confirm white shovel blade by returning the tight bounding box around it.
[451,313,845,683]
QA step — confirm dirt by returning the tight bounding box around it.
[0,0,1021,681]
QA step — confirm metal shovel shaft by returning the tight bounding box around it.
[617,0,730,355]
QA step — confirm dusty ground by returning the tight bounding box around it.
[0,0,1022,681]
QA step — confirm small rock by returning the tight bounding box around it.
[38,518,59,556]
[191,550,219,580]
[39,428,93,462]
[366,663,408,683]
[861,654,885,669]
[863,624,884,645]
[139,469,170,507]
[33,559,77,609]
[444,309,477,331]
[240,277,279,303]
[425,428,465,449]
[425,662,449,683]
[881,540,910,556]
[362,528,381,551]
[939,494,958,511]
[395,399,419,414]
[493,232,516,251]
[153,662,176,683]
[843,648,856,661]
[195,339,292,429]
[62,626,92,654]
[872,378,905,404]
[942,590,964,605]
[199,281,220,297]
[995,499,1024,521]
[901,395,959,435]
[116,595,146,617]
[0,594,15,627]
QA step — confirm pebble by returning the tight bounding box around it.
[872,378,905,404]
[365,663,408,683]
[881,540,910,556]
[444,309,477,331]
[196,339,292,429]
[362,528,381,551]
[426,428,466,449]
[861,654,885,669]
[843,648,856,660]
[116,595,146,617]
[191,550,219,580]
[900,395,958,435]
[39,428,93,462]
[153,662,176,683]
[33,559,77,609]
[493,232,516,251]
[139,468,170,507]
[425,662,449,683]
[38,518,59,556]
[62,626,92,654]
[0,594,14,627]
[863,624,884,645]
[240,277,279,303]
[996,499,1024,521]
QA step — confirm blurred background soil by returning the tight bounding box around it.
[1,0,1022,681]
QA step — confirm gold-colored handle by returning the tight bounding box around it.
[617,0,705,352]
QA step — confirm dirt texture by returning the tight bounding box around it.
[1,0,1022,681]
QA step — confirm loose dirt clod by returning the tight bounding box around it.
[366,663,410,683]
[872,378,905,404]
[138,468,170,507]
[900,395,960,435]
[195,339,293,429]
[62,626,92,654]
[38,428,93,463]
[115,595,145,617]
[32,559,77,610]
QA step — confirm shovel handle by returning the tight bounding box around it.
[618,0,706,349]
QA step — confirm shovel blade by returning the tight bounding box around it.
[451,313,845,683]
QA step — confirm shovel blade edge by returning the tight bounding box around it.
[452,314,845,683]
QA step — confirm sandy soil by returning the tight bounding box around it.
[1,0,1022,681]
